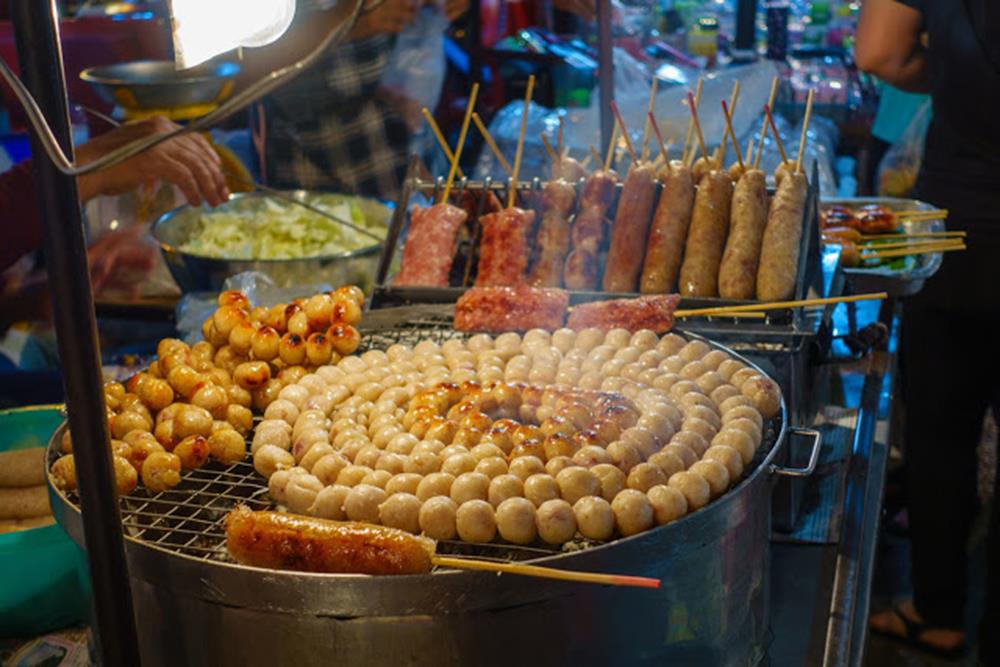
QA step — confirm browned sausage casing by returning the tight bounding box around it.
[757,171,808,301]
[563,170,618,290]
[678,170,734,297]
[528,180,578,287]
[602,163,659,292]
[640,160,695,294]
[225,507,435,575]
[691,156,721,185]
[718,169,769,299]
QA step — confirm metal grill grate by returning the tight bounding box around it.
[53,320,781,567]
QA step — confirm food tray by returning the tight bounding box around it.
[823,197,946,297]
[373,162,825,333]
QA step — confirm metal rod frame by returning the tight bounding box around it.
[11,1,141,664]
[596,0,613,156]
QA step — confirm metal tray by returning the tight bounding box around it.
[823,197,946,297]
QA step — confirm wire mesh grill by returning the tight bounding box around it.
[52,318,782,567]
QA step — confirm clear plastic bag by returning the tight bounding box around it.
[877,100,932,197]
[380,7,448,115]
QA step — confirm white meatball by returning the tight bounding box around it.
[285,473,324,514]
[690,459,731,498]
[678,340,711,362]
[277,384,311,410]
[703,445,745,481]
[361,469,392,489]
[405,451,442,476]
[620,427,658,459]
[711,429,757,466]
[386,433,420,455]
[606,440,641,473]
[556,467,601,505]
[681,417,717,443]
[419,496,458,540]
[264,399,300,426]
[629,329,659,350]
[721,417,763,447]
[508,456,545,481]
[375,452,408,475]
[253,444,294,477]
[591,463,627,502]
[456,500,496,543]
[573,445,612,468]
[626,462,669,493]
[647,450,685,479]
[487,474,524,508]
[573,328,605,352]
[710,384,742,406]
[267,469,294,504]
[523,473,560,507]
[379,493,422,533]
[475,456,508,479]
[335,464,372,487]
[647,484,687,525]
[573,496,615,541]
[385,472,423,496]
[251,421,292,454]
[344,484,387,523]
[308,484,350,519]
[495,497,537,544]
[604,328,631,349]
[415,472,455,501]
[668,471,710,511]
[536,498,577,544]
[441,453,477,477]
[611,489,655,536]
[300,442,335,472]
[450,472,490,505]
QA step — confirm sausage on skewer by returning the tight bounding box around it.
[640,160,696,294]
[678,170,734,297]
[757,171,808,301]
[563,169,619,290]
[475,207,535,286]
[454,285,570,332]
[395,203,470,287]
[602,162,659,292]
[566,294,680,333]
[529,158,582,287]
[718,168,769,299]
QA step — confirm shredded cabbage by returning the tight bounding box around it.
[178,196,387,260]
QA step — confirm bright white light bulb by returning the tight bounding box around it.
[170,0,296,69]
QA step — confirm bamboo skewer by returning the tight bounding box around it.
[610,101,639,164]
[686,91,709,165]
[507,75,535,208]
[795,89,814,174]
[441,83,479,204]
[640,77,659,162]
[896,208,948,219]
[590,145,603,166]
[581,153,593,169]
[859,230,964,240]
[857,239,965,252]
[422,107,464,180]
[540,132,559,163]
[753,76,780,170]
[746,135,756,168]
[861,243,966,260]
[604,122,619,172]
[764,104,789,166]
[649,112,669,163]
[721,100,744,170]
[673,292,890,318]
[431,556,662,589]
[681,77,704,164]
[472,112,512,175]
[715,80,741,164]
[557,116,565,156]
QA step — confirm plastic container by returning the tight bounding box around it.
[0,406,91,637]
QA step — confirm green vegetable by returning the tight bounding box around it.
[179,196,387,260]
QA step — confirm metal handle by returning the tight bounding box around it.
[770,427,823,477]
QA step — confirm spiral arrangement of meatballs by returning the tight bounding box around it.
[50,286,366,495]
[250,328,780,546]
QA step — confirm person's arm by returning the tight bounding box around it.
[855,0,929,92]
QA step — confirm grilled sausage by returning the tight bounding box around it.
[603,162,659,292]
[225,506,435,575]
[691,156,721,184]
[0,485,49,519]
[757,171,808,301]
[718,169,769,299]
[395,203,469,287]
[563,170,618,290]
[475,207,535,287]
[639,160,695,293]
[0,448,45,487]
[528,180,578,287]
[678,170,734,297]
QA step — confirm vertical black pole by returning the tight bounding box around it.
[734,0,758,52]
[11,2,141,665]
[596,0,613,155]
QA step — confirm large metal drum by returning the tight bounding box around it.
[47,333,818,667]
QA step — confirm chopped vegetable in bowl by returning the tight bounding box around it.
[178,196,388,260]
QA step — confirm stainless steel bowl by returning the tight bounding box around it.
[153,191,391,293]
[80,60,240,111]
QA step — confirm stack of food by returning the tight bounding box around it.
[820,203,958,268]
[51,287,365,495]
[0,448,52,533]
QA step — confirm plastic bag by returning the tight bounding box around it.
[877,100,932,197]
[380,7,448,115]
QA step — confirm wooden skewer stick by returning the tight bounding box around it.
[746,135,755,168]
[507,75,535,209]
[640,77,659,162]
[610,101,639,164]
[674,292,890,318]
[764,104,790,166]
[540,132,559,163]
[715,80,741,164]
[604,122,620,172]
[677,311,768,319]
[895,208,949,219]
[682,77,704,164]
[581,153,593,169]
[859,238,965,251]
[472,112,512,175]
[557,115,565,156]
[422,107,464,180]
[686,91,709,164]
[795,89,814,174]
[753,76,780,170]
[860,230,965,240]
[721,100,744,170]
[441,83,479,204]
[590,144,603,167]
[431,556,661,589]
[648,112,669,163]
[862,242,965,259]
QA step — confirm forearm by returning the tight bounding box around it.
[855,0,930,92]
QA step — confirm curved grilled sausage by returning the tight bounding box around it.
[603,163,659,292]
[718,169,769,299]
[678,170,734,297]
[225,506,435,575]
[528,180,578,287]
[640,161,695,294]
[757,171,808,301]
[563,170,618,290]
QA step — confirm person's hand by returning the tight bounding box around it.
[86,224,158,295]
[554,0,595,21]
[76,116,229,208]
[444,0,469,22]
[350,0,419,39]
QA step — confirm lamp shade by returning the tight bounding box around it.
[169,0,296,69]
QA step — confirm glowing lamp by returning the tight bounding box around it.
[169,0,296,69]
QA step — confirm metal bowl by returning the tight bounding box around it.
[80,60,240,111]
[153,191,391,294]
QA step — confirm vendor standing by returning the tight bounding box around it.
[856,0,1000,660]
[243,0,468,200]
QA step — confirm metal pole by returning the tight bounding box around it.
[11,2,141,665]
[734,0,758,53]
[596,0,613,155]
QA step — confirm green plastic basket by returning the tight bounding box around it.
[0,406,91,638]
